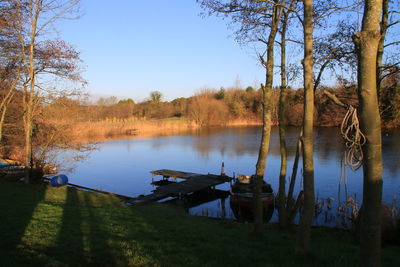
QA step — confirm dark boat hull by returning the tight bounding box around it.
[229,181,275,222]
[230,193,274,222]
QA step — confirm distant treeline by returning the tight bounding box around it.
[1,79,399,162]
[34,78,400,128]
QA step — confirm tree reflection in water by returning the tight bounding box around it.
[66,126,400,226]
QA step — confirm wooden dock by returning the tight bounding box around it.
[42,176,133,199]
[127,169,232,204]
[150,169,200,179]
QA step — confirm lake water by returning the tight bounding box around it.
[66,126,400,226]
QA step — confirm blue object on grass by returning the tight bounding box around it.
[50,174,68,187]
[0,162,11,167]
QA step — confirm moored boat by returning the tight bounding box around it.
[229,174,275,222]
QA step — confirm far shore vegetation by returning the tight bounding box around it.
[2,83,400,162]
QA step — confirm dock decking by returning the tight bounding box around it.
[127,169,232,204]
[150,169,200,179]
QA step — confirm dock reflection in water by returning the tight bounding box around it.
[151,172,275,223]
[164,188,274,223]
[67,126,400,226]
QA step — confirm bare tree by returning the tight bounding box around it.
[199,0,288,234]
[377,0,399,98]
[15,0,82,183]
[188,90,228,126]
[295,0,315,256]
[277,0,297,230]
[150,91,163,103]
[0,0,22,144]
[313,20,357,91]
[253,0,285,234]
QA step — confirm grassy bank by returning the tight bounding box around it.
[1,180,399,267]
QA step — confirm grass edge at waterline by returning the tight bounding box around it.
[0,179,399,267]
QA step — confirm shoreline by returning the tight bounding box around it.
[66,118,399,143]
[0,179,398,266]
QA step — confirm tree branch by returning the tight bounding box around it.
[384,41,400,48]
[322,90,349,109]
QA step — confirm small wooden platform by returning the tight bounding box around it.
[150,169,199,179]
[127,170,232,204]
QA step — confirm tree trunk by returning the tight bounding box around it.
[254,83,272,233]
[24,104,33,183]
[0,68,19,143]
[24,1,40,183]
[286,132,302,226]
[254,1,284,231]
[353,1,383,266]
[0,92,14,143]
[0,106,7,143]
[278,12,288,229]
[296,0,315,256]
[254,11,282,234]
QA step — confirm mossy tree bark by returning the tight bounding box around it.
[353,1,383,266]
[296,0,315,256]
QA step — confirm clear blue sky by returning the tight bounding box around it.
[58,0,265,102]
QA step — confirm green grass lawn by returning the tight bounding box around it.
[0,180,399,267]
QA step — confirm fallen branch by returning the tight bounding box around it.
[322,90,349,108]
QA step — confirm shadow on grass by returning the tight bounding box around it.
[53,187,85,265]
[0,180,46,265]
[50,187,127,266]
[80,192,122,266]
[122,204,364,267]
[2,181,396,267]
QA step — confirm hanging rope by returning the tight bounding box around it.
[340,106,366,171]
[338,153,348,206]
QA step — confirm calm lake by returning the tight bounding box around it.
[66,126,400,226]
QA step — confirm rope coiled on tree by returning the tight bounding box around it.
[340,106,366,171]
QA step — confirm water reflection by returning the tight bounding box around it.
[169,126,350,162]
[67,126,400,226]
[229,179,275,223]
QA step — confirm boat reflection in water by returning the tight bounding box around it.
[151,171,274,222]
[229,175,275,222]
